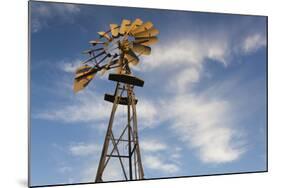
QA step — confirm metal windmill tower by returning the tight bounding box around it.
[73,18,159,182]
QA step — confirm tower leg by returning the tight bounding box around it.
[130,88,144,179]
[95,83,120,182]
[127,89,133,180]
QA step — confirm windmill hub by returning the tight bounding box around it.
[119,39,131,52]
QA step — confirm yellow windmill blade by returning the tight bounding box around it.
[98,31,112,41]
[130,21,153,35]
[125,50,139,65]
[110,24,119,38]
[73,65,98,93]
[131,43,151,55]
[134,36,158,46]
[126,18,143,35]
[73,74,95,93]
[119,19,131,35]
[74,65,92,79]
[133,27,159,38]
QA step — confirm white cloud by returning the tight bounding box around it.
[141,37,228,71]
[31,3,80,32]
[166,94,245,163]
[242,33,266,54]
[173,67,200,93]
[171,147,182,160]
[36,89,161,131]
[141,139,167,152]
[138,36,229,94]
[143,155,179,174]
[140,138,182,175]
[36,91,111,123]
[69,142,100,156]
[60,59,82,73]
[137,99,159,129]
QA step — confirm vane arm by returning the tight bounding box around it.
[98,58,120,72]
[82,51,106,64]
[96,54,110,66]
[82,47,104,55]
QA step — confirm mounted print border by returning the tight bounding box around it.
[28,1,268,187]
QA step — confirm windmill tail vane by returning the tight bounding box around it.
[72,18,159,182]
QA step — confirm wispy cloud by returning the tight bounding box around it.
[165,94,245,163]
[137,35,229,94]
[241,33,266,54]
[141,139,167,152]
[36,88,160,130]
[142,36,228,71]
[36,91,111,123]
[69,142,101,157]
[143,155,179,174]
[140,138,182,175]
[137,99,159,129]
[31,2,80,33]
[60,59,82,73]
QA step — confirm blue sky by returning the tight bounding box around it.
[30,1,267,186]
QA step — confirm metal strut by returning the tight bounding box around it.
[95,74,144,182]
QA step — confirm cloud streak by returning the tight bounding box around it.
[141,139,167,152]
[143,155,179,174]
[141,138,181,175]
[241,33,267,54]
[36,90,160,131]
[36,94,110,123]
[31,2,80,33]
[69,142,101,157]
[60,59,82,73]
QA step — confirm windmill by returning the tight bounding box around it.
[73,18,159,182]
